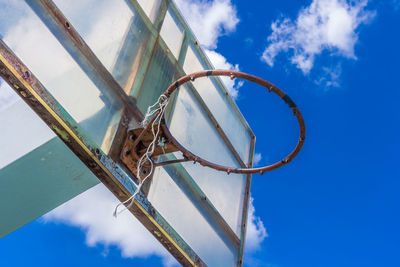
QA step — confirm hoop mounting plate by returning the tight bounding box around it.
[120,125,179,180]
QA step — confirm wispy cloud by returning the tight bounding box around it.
[43,184,178,266]
[44,184,268,266]
[175,0,243,98]
[262,0,375,74]
[174,0,238,50]
[253,153,262,166]
[205,49,243,99]
[245,197,268,253]
[315,64,342,88]
[393,0,400,10]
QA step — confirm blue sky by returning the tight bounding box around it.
[1,0,400,266]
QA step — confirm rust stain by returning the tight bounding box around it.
[51,125,70,142]
[120,124,179,180]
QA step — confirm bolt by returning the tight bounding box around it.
[153,230,161,237]
[20,91,27,98]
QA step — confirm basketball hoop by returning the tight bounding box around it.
[121,70,305,176]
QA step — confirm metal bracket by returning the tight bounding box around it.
[120,124,180,180]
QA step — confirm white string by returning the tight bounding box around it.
[141,95,166,127]
[113,94,169,217]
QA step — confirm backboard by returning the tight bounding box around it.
[0,0,254,266]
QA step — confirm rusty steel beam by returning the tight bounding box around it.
[26,0,143,121]
[0,39,205,267]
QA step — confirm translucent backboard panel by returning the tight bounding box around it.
[52,0,155,96]
[166,84,246,235]
[0,1,123,153]
[149,167,236,266]
[52,0,134,71]
[0,0,255,265]
[0,79,99,238]
[0,80,54,168]
[160,8,184,59]
[137,0,162,23]
[136,40,179,113]
[184,45,252,163]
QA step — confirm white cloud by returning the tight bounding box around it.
[245,197,268,253]
[43,184,267,265]
[175,0,242,98]
[43,184,178,267]
[394,0,400,10]
[174,0,239,49]
[253,153,262,166]
[262,0,375,74]
[205,49,243,99]
[315,64,342,88]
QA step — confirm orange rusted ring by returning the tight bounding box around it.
[160,70,306,175]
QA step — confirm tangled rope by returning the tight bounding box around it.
[113,94,169,217]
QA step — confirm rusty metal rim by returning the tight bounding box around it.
[158,70,306,175]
